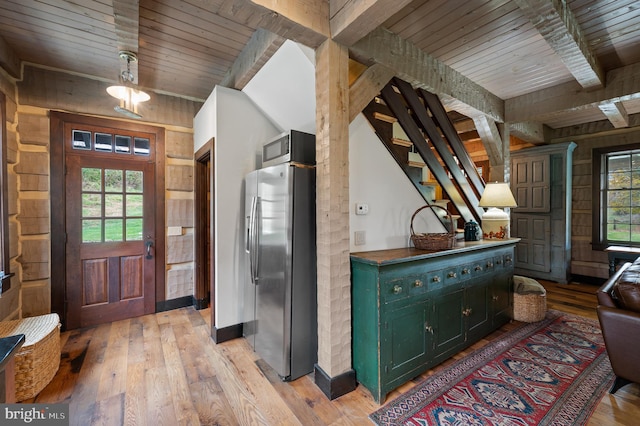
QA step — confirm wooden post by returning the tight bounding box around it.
[314,39,356,399]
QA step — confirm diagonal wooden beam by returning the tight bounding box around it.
[112,0,140,83]
[220,29,286,90]
[330,0,413,46]
[514,0,604,89]
[473,115,504,166]
[350,27,504,123]
[598,101,629,128]
[348,63,394,122]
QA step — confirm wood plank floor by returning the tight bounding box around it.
[27,280,640,425]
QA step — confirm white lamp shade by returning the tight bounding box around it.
[478,182,517,208]
[106,85,150,103]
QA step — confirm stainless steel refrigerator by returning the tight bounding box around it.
[243,130,317,381]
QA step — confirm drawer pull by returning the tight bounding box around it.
[496,259,503,265]
[425,324,433,334]
[392,285,403,294]
[492,295,499,301]
[462,308,473,317]
[461,268,470,275]
[486,261,494,268]
[432,276,441,283]
[414,279,423,288]
[505,256,512,263]
[474,265,483,271]
[447,271,457,278]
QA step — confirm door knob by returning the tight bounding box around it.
[145,241,153,259]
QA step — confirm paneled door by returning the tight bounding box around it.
[64,125,157,329]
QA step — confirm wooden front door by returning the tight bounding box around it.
[64,123,157,329]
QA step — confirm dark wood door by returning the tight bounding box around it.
[64,126,156,329]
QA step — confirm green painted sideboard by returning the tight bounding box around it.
[350,239,518,403]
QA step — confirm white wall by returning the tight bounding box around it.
[193,86,280,328]
[349,115,444,252]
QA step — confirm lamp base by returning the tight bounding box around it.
[481,207,510,239]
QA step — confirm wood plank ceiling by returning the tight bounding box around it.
[0,0,639,134]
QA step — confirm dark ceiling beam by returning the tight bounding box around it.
[220,28,286,90]
[0,35,20,79]
[349,27,504,123]
[514,0,604,89]
[330,0,413,46]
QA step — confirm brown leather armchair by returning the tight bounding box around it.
[597,260,640,393]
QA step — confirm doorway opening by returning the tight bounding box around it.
[194,139,214,319]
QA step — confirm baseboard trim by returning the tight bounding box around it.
[192,297,209,310]
[211,323,243,344]
[571,274,606,286]
[156,295,193,312]
[314,364,357,400]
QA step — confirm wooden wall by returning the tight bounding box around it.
[0,64,200,319]
[0,68,21,321]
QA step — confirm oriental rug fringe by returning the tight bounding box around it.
[370,310,614,426]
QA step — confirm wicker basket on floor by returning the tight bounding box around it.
[410,204,456,250]
[512,276,547,323]
[0,313,61,401]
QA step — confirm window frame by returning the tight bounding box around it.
[592,143,640,250]
[0,92,12,293]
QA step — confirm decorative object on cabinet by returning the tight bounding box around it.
[410,204,456,250]
[478,182,517,239]
[351,239,517,403]
[511,142,577,284]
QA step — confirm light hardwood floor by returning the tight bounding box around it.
[26,280,640,425]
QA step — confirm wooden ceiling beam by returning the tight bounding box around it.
[508,121,546,144]
[514,0,604,89]
[349,27,504,123]
[222,0,329,48]
[0,34,20,79]
[330,0,413,46]
[506,62,640,123]
[598,101,629,128]
[112,0,140,84]
[220,28,286,90]
[472,115,503,166]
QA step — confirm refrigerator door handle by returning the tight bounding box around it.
[248,196,257,283]
[252,196,260,284]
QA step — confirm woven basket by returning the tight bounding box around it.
[0,313,61,401]
[410,204,456,250]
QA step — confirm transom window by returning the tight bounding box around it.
[593,144,640,248]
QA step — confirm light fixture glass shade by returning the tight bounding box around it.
[106,85,150,103]
[478,182,517,239]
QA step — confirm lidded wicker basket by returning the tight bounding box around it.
[410,204,456,250]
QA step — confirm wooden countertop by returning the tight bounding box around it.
[350,238,520,266]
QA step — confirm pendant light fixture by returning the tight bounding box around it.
[106,51,150,119]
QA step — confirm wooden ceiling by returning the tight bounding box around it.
[0,0,639,134]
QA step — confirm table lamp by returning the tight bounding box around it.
[478,182,517,239]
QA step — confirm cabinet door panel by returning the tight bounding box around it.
[492,272,512,326]
[466,283,490,337]
[432,289,465,360]
[382,302,430,383]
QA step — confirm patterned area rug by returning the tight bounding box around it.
[370,310,614,426]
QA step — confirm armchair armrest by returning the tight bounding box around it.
[597,305,640,384]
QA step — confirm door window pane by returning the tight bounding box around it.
[104,219,123,242]
[126,194,143,216]
[105,169,123,192]
[105,194,123,217]
[95,133,113,152]
[82,219,102,243]
[73,130,92,150]
[82,168,102,191]
[82,194,102,217]
[115,135,131,154]
[126,218,143,241]
[126,170,143,192]
[134,138,150,156]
